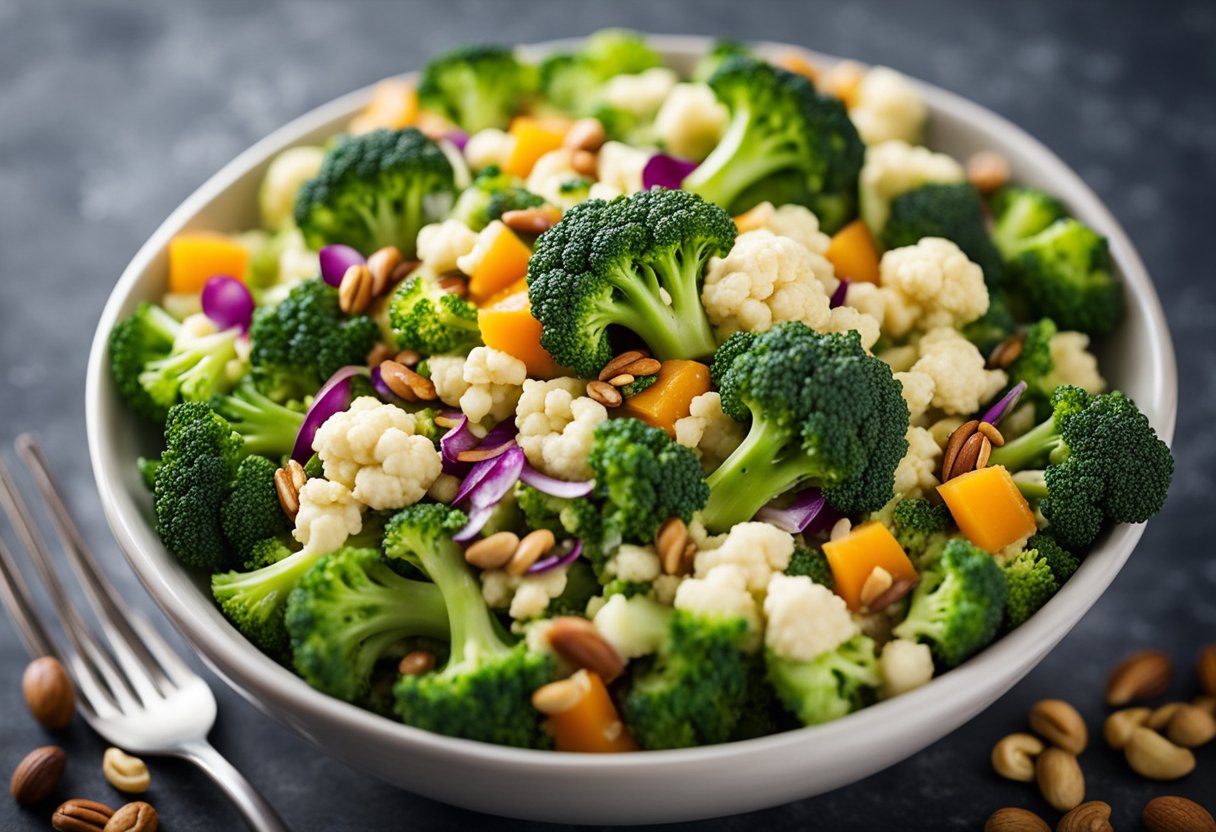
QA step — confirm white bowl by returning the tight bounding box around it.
[85,36,1177,825]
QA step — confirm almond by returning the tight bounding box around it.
[983,807,1050,832]
[1198,644,1216,697]
[546,617,624,684]
[1035,747,1084,811]
[1057,801,1113,832]
[1143,796,1216,832]
[1106,649,1172,706]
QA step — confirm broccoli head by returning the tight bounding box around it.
[682,55,864,230]
[285,547,449,704]
[703,324,909,532]
[881,183,1006,291]
[538,29,661,115]
[451,165,544,231]
[889,498,956,567]
[294,127,456,257]
[209,378,305,458]
[785,545,834,589]
[220,454,292,569]
[691,39,751,83]
[388,272,481,356]
[1000,546,1059,630]
[108,301,182,422]
[527,188,734,376]
[1003,318,1085,421]
[961,292,1018,358]
[767,635,881,726]
[989,385,1173,549]
[249,278,380,401]
[990,186,1068,256]
[514,483,608,578]
[892,538,1008,667]
[385,504,554,748]
[418,45,535,133]
[1027,532,1080,584]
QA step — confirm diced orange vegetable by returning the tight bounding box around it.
[503,116,568,178]
[167,232,249,295]
[936,465,1038,553]
[826,219,881,285]
[822,521,918,612]
[620,360,711,436]
[775,52,820,84]
[467,224,533,304]
[478,287,569,379]
[348,80,418,135]
[546,671,639,753]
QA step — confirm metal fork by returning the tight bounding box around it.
[0,435,289,832]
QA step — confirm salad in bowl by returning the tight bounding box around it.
[104,30,1174,757]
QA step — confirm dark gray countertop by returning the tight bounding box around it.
[1,1,1214,829]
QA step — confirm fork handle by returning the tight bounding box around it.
[177,740,290,832]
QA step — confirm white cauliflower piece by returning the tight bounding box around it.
[911,328,1008,416]
[674,565,762,650]
[702,230,833,338]
[593,594,667,660]
[427,472,460,504]
[176,312,218,343]
[879,238,990,338]
[764,574,860,662]
[515,378,607,481]
[693,521,795,594]
[604,545,663,584]
[820,305,883,352]
[843,280,887,325]
[525,149,583,208]
[464,128,513,171]
[259,146,325,230]
[292,479,363,555]
[674,392,745,471]
[849,67,927,147]
[878,344,920,374]
[860,139,965,232]
[427,354,471,409]
[737,202,834,259]
[893,426,942,498]
[600,67,679,116]
[311,397,442,510]
[416,219,478,275]
[597,141,649,195]
[654,82,728,161]
[894,370,936,420]
[1050,331,1106,394]
[652,574,684,606]
[879,638,935,698]
[457,346,527,423]
[481,566,569,622]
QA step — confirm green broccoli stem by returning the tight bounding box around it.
[606,263,718,362]
[215,390,305,457]
[681,110,800,210]
[416,543,510,666]
[702,422,821,532]
[346,582,449,670]
[1014,478,1050,501]
[988,417,1069,472]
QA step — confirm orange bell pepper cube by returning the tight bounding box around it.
[466,223,533,305]
[546,670,639,753]
[826,219,881,285]
[822,521,919,612]
[477,285,569,379]
[503,116,569,178]
[619,360,711,437]
[348,79,419,134]
[167,232,248,295]
[936,465,1038,553]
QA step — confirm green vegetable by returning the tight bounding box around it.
[388,273,482,356]
[703,324,909,531]
[785,545,834,589]
[990,186,1068,256]
[537,29,661,115]
[892,538,1008,667]
[294,127,456,257]
[691,39,751,83]
[988,386,1173,549]
[962,292,1018,356]
[108,302,183,422]
[889,498,956,567]
[1027,532,1080,584]
[220,454,292,569]
[619,374,658,399]
[211,541,324,661]
[527,188,734,376]
[385,504,554,748]
[880,183,1006,291]
[451,166,544,231]
[418,45,535,132]
[767,635,881,726]
[1000,546,1058,629]
[209,378,306,458]
[514,483,606,578]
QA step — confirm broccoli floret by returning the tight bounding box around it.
[619,373,658,399]
[1027,532,1079,584]
[527,189,734,376]
[385,504,553,748]
[892,538,1008,667]
[247,537,293,570]
[682,56,864,230]
[616,596,752,749]
[691,39,751,83]
[703,324,909,532]
[249,279,380,401]
[785,545,834,589]
[294,127,456,257]
[546,560,600,618]
[990,186,1068,256]
[538,29,661,115]
[108,302,183,421]
[890,498,956,566]
[209,378,305,458]
[154,403,244,571]
[451,166,544,231]
[220,454,292,569]
[1004,318,1076,420]
[962,292,1018,356]
[731,653,793,741]
[137,457,160,491]
[881,183,1006,291]
[589,418,709,547]
[989,386,1173,549]
[388,273,482,356]
[1000,547,1059,629]
[285,547,448,703]
[418,45,534,133]
[767,635,881,726]
[513,483,609,578]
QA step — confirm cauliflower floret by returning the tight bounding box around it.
[457,346,527,423]
[764,574,860,662]
[893,426,942,498]
[597,141,649,195]
[674,565,762,650]
[820,304,883,352]
[652,574,684,606]
[601,67,679,116]
[674,392,745,471]
[878,343,920,374]
[849,67,927,147]
[427,472,460,504]
[879,638,935,698]
[176,312,218,344]
[464,128,513,171]
[894,370,936,420]
[524,149,584,209]
[1050,331,1106,394]
[481,566,569,621]
[259,146,325,230]
[736,202,834,259]
[702,230,834,338]
[515,378,607,480]
[654,82,728,161]
[843,280,886,324]
[605,545,663,584]
[593,593,665,660]
[693,521,795,594]
[426,355,471,408]
[416,219,478,275]
[910,328,1008,416]
[311,397,442,510]
[292,479,363,555]
[860,139,965,232]
[879,237,990,338]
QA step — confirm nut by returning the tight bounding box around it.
[570,149,598,177]
[586,380,623,408]
[1029,699,1088,754]
[546,617,624,684]
[991,732,1044,782]
[1124,726,1196,780]
[1165,703,1216,748]
[607,373,635,387]
[656,517,690,577]
[436,273,469,298]
[366,341,396,366]
[1149,702,1182,731]
[985,333,1025,370]
[1199,644,1216,697]
[531,671,591,715]
[1035,747,1084,811]
[977,420,1005,447]
[395,348,421,368]
[983,807,1050,832]
[366,245,403,295]
[379,359,437,402]
[501,205,562,235]
[101,748,150,794]
[454,440,516,463]
[52,799,116,832]
[941,419,980,481]
[858,566,894,611]
[598,350,647,382]
[464,531,520,570]
[1106,649,1172,706]
[103,801,158,832]
[1056,801,1112,832]
[620,357,662,378]
[1193,695,1216,717]
[1143,796,1216,832]
[22,656,75,730]
[274,459,307,521]
[967,150,1011,194]
[338,263,373,314]
[10,745,66,805]
[563,118,606,152]
[397,649,436,677]
[506,529,555,576]
[1104,707,1151,749]
[390,258,422,284]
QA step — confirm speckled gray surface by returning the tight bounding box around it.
[1,1,1214,829]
